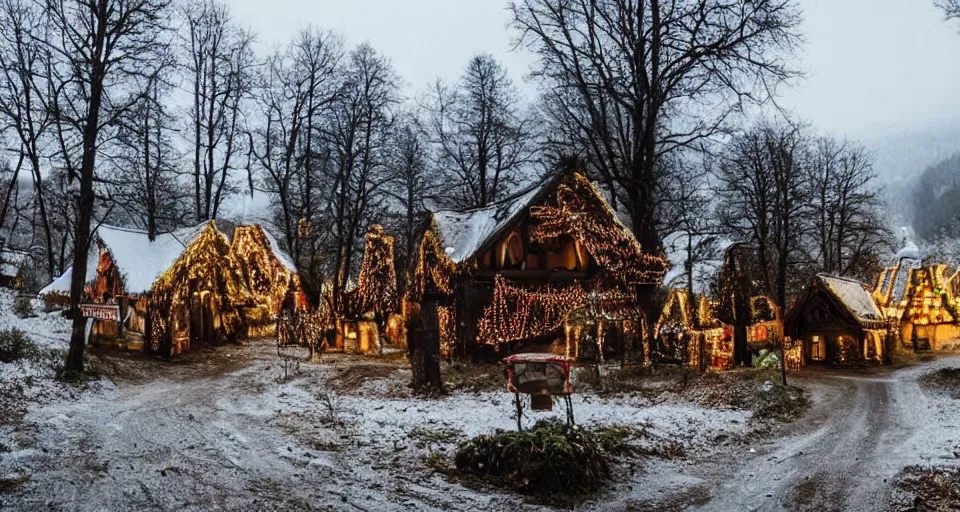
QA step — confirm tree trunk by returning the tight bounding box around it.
[409,300,444,394]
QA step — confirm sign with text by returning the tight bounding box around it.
[80,304,120,322]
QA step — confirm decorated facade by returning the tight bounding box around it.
[897,264,960,351]
[42,221,302,357]
[785,274,888,365]
[338,224,401,354]
[408,170,668,361]
[873,240,960,351]
[873,240,922,325]
[230,225,306,338]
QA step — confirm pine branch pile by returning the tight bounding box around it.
[454,419,612,499]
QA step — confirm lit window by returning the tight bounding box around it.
[811,335,824,361]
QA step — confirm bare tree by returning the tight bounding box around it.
[323,43,398,316]
[108,72,187,240]
[807,136,889,281]
[43,0,172,374]
[384,115,430,289]
[0,0,57,281]
[178,0,254,221]
[510,0,803,254]
[716,121,808,309]
[249,27,342,263]
[421,54,536,209]
[937,0,960,20]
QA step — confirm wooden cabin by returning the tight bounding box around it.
[80,222,254,355]
[785,274,888,365]
[409,170,668,361]
[51,221,306,356]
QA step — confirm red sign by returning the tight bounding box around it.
[80,304,120,321]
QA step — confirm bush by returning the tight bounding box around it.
[0,329,40,363]
[13,297,34,319]
[454,419,612,499]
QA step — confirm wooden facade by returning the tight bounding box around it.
[73,222,300,357]
[786,274,888,366]
[897,265,960,351]
[410,171,668,361]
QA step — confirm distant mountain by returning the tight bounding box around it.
[905,152,960,242]
[864,120,960,232]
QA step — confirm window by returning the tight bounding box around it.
[810,335,825,361]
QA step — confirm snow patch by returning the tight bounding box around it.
[432,185,543,263]
[94,223,207,295]
[818,274,884,321]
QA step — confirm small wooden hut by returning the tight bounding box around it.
[0,249,30,289]
[785,274,888,365]
[409,170,668,361]
[230,225,306,338]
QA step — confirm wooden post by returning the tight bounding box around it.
[514,389,523,431]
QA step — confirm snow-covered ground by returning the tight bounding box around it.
[13,290,960,510]
[0,340,755,511]
[0,295,761,511]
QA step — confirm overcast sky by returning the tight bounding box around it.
[231,0,960,142]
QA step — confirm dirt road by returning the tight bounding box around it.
[4,342,959,511]
[698,360,958,512]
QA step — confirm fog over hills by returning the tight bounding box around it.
[862,120,960,236]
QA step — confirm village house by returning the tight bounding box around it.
[408,169,669,361]
[897,264,960,351]
[40,221,301,356]
[873,241,960,351]
[785,274,888,365]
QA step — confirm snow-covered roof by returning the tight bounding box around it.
[260,228,297,272]
[897,240,921,261]
[432,185,545,264]
[0,249,30,277]
[94,223,208,295]
[39,266,72,296]
[662,233,734,295]
[818,274,884,324]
